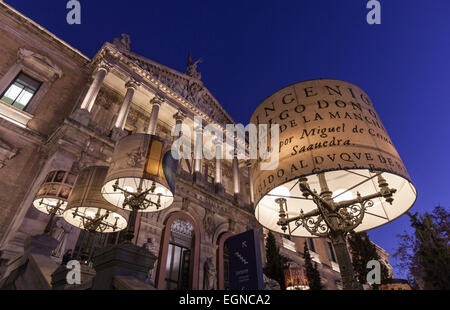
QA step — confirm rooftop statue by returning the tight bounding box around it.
[186,52,203,80]
[114,34,131,52]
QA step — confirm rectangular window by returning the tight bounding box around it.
[307,238,316,252]
[327,241,337,262]
[0,72,41,111]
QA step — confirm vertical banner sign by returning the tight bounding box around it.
[228,230,264,290]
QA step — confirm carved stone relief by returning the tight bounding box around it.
[0,138,19,169]
[123,53,233,126]
[17,48,63,81]
[203,209,216,238]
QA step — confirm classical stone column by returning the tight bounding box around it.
[173,111,186,170]
[193,124,203,181]
[80,61,112,112]
[233,151,241,199]
[247,160,255,204]
[214,139,223,193]
[115,79,140,130]
[173,111,186,130]
[146,95,163,135]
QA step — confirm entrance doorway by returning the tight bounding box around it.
[164,219,194,290]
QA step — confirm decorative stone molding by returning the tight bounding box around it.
[0,48,65,119]
[173,110,186,123]
[119,51,234,126]
[228,219,236,232]
[181,197,190,211]
[0,99,33,128]
[203,209,216,238]
[0,138,19,169]
[17,48,63,82]
[94,88,120,111]
[171,219,194,237]
[125,79,140,90]
[150,94,164,106]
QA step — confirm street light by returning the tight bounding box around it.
[101,134,178,242]
[250,79,417,290]
[63,166,127,263]
[32,170,77,234]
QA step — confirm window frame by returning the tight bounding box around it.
[307,238,316,253]
[0,71,42,111]
[0,48,63,128]
[327,241,337,263]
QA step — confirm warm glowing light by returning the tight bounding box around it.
[86,210,96,219]
[269,186,291,202]
[123,186,135,193]
[333,189,354,203]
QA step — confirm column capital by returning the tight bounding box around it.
[213,138,223,146]
[150,94,164,106]
[194,125,203,134]
[125,79,140,90]
[96,60,113,73]
[173,111,186,123]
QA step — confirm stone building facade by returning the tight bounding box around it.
[0,2,392,290]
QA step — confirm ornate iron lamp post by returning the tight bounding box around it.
[250,79,417,290]
[274,172,397,289]
[32,170,76,234]
[63,166,127,263]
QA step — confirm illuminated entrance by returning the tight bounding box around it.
[164,219,194,290]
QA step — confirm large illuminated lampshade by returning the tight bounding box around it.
[251,79,417,237]
[33,170,77,216]
[63,166,127,233]
[102,134,178,212]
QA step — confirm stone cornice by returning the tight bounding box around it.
[0,117,45,145]
[43,118,116,167]
[0,2,90,69]
[92,43,235,129]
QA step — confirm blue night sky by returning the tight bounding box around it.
[4,0,449,278]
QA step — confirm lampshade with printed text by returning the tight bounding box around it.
[250,79,417,237]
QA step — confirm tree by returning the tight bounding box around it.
[263,231,288,289]
[303,242,323,290]
[348,231,390,286]
[394,206,450,290]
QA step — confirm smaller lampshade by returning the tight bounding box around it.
[63,166,127,233]
[33,170,77,216]
[102,134,178,212]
